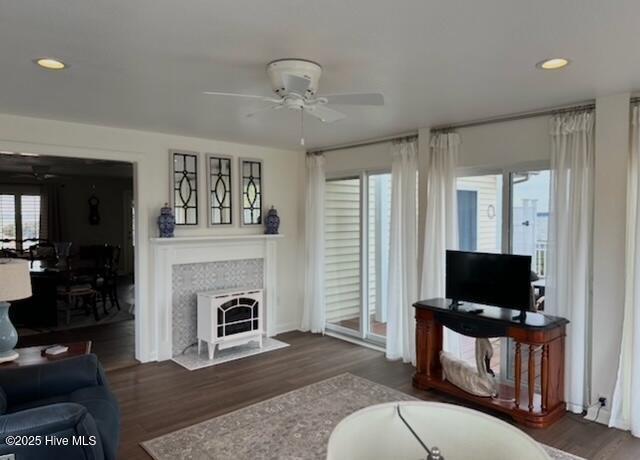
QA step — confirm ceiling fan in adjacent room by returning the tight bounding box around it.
[11,165,61,181]
[203,59,384,146]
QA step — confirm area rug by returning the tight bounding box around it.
[171,337,289,371]
[141,373,584,460]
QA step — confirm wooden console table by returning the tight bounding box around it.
[413,298,569,428]
[0,341,92,369]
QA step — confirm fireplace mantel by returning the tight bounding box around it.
[150,233,283,361]
[149,234,284,245]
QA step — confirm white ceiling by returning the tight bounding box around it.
[1,1,639,150]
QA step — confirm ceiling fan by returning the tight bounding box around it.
[12,165,61,181]
[204,59,384,146]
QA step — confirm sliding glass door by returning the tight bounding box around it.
[456,174,503,254]
[367,174,391,339]
[325,177,362,334]
[324,172,391,344]
[456,166,550,379]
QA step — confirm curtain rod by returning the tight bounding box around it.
[310,99,597,154]
[431,100,595,132]
[307,131,418,155]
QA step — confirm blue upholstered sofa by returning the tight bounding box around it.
[0,354,120,460]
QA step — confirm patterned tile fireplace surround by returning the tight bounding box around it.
[150,235,282,361]
[172,259,264,356]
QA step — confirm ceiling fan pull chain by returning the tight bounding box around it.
[300,108,305,146]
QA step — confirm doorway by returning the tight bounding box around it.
[0,152,137,370]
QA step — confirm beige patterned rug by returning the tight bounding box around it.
[141,373,584,460]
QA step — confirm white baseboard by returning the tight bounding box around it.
[274,322,301,335]
[585,404,611,425]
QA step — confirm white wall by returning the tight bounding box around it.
[325,141,393,176]
[589,93,631,422]
[0,113,305,362]
[58,175,133,250]
[456,116,551,170]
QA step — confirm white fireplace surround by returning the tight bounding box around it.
[150,234,283,361]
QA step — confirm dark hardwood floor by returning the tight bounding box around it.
[97,331,639,460]
[18,319,136,371]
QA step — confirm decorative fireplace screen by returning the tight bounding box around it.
[197,288,263,360]
[217,295,260,337]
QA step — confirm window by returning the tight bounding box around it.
[324,172,392,343]
[456,174,503,254]
[0,195,16,248]
[0,193,42,250]
[456,168,549,271]
[511,170,550,278]
[367,174,391,338]
[20,195,41,248]
[325,177,361,333]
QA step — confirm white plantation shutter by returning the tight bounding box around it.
[0,193,42,250]
[0,195,17,248]
[21,195,41,247]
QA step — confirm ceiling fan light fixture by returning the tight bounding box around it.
[204,58,384,145]
[536,57,570,70]
[34,57,67,70]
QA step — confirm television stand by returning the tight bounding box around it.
[412,298,569,429]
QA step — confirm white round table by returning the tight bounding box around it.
[327,402,550,460]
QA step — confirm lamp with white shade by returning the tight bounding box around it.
[0,259,32,363]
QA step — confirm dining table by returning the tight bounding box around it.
[9,260,65,329]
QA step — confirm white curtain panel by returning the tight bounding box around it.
[301,154,326,333]
[609,105,640,436]
[386,139,419,364]
[420,132,462,357]
[546,111,594,414]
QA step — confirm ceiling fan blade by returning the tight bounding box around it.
[305,105,346,123]
[283,74,311,95]
[245,104,283,118]
[203,91,270,100]
[321,93,384,106]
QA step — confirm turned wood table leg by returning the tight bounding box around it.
[528,345,536,412]
[515,342,522,409]
[413,310,442,390]
[541,344,549,412]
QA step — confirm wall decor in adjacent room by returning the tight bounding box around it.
[88,193,100,225]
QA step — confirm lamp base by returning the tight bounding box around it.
[0,349,18,363]
[0,301,19,364]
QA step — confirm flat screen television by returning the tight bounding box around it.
[445,250,532,312]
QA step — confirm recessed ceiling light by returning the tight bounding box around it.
[34,57,67,70]
[536,58,570,70]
